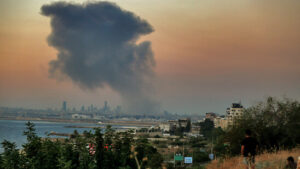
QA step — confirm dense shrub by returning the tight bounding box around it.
[218,97,300,156]
[0,123,164,169]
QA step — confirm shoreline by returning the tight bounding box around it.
[0,116,98,124]
[0,117,158,127]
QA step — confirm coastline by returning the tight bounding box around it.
[0,117,158,127]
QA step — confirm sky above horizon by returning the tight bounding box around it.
[0,0,299,115]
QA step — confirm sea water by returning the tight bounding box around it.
[0,120,104,152]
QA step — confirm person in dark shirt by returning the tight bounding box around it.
[241,129,258,169]
[285,156,297,169]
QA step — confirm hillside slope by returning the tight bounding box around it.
[206,148,299,169]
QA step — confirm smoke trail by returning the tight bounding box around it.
[41,1,159,113]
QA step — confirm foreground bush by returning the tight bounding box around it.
[0,122,163,169]
[215,97,300,156]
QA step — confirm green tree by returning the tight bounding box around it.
[221,97,300,156]
[103,126,116,168]
[58,140,79,169]
[0,153,3,169]
[74,133,94,169]
[23,121,43,169]
[135,138,163,169]
[1,140,23,169]
[0,122,166,169]
[121,131,136,169]
[185,118,192,132]
[192,149,210,163]
[94,128,104,169]
[40,139,60,168]
[189,136,206,148]
[199,119,214,138]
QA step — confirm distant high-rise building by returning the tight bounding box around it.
[104,101,108,109]
[103,101,108,113]
[62,101,67,112]
[115,105,122,114]
[214,102,245,129]
[81,105,85,112]
[226,102,244,126]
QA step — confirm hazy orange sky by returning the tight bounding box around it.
[0,0,299,114]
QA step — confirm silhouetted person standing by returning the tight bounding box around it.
[241,129,258,169]
[285,156,297,169]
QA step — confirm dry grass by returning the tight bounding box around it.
[205,148,300,169]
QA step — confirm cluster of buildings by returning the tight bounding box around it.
[155,103,245,137]
[159,118,193,135]
[60,101,180,122]
[133,118,199,138]
[0,100,245,135]
[60,101,127,120]
[209,102,245,130]
[61,101,115,114]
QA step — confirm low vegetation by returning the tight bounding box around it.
[205,97,300,169]
[206,148,300,169]
[0,122,163,169]
[206,97,300,157]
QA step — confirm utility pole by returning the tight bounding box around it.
[211,136,213,154]
[182,142,184,167]
[174,146,175,168]
[210,136,214,160]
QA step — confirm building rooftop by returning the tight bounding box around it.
[231,103,243,108]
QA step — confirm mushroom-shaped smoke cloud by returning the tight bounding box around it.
[41,1,159,114]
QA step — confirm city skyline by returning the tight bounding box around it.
[0,0,300,114]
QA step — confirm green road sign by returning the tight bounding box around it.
[174,155,183,161]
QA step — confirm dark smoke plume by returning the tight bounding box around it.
[41,1,159,113]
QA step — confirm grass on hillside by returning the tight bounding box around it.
[205,148,299,169]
